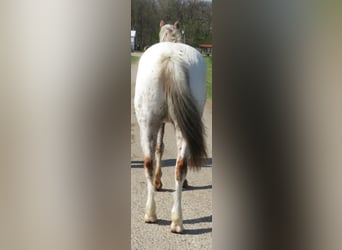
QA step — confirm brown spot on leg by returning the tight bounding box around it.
[154,128,164,191]
[144,156,153,177]
[153,143,164,191]
[175,158,188,181]
[182,179,188,188]
[153,162,163,190]
[153,161,163,190]
[153,179,163,191]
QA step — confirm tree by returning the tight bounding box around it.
[131,0,212,50]
[131,0,159,49]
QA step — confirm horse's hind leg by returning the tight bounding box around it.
[140,124,159,223]
[154,123,188,190]
[154,123,165,191]
[171,125,188,233]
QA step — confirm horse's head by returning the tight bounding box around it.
[159,20,182,43]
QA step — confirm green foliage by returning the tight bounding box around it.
[131,56,139,64]
[204,56,212,98]
[132,0,212,50]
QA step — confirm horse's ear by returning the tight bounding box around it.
[160,20,165,27]
[174,21,180,29]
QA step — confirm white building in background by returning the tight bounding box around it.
[131,30,136,52]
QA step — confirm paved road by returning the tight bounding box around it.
[131,52,212,250]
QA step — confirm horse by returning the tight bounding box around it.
[134,22,207,233]
[159,20,182,43]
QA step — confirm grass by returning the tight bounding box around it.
[131,55,139,64]
[204,56,212,98]
[131,54,212,98]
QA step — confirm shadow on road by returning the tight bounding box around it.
[155,215,212,235]
[183,184,212,191]
[184,215,212,224]
[157,188,174,193]
[184,227,212,235]
[155,184,212,193]
[131,158,212,168]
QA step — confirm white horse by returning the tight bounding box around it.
[159,20,182,43]
[134,22,207,233]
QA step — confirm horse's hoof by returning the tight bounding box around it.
[182,179,188,188]
[154,180,163,191]
[171,222,184,233]
[144,214,157,223]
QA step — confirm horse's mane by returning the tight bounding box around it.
[159,20,182,43]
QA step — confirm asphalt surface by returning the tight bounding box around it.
[131,52,213,250]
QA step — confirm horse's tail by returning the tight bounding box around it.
[159,54,207,169]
